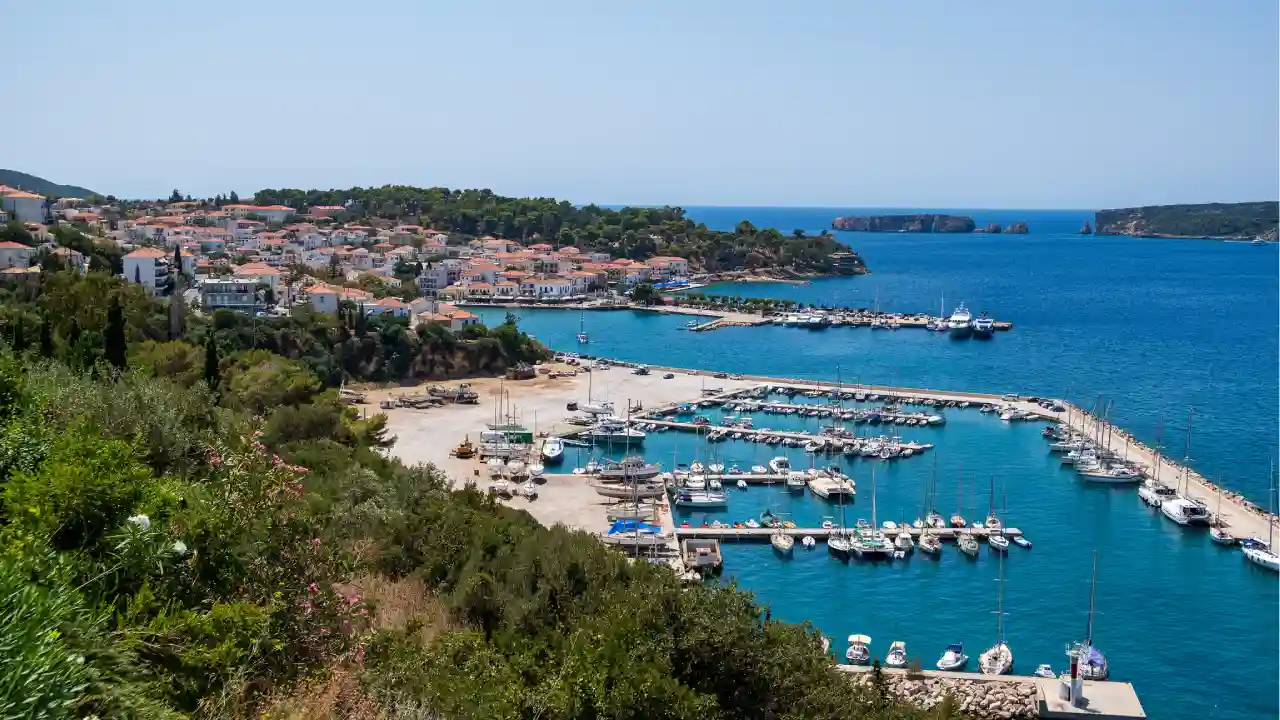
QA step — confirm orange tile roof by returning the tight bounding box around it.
[126,247,167,259]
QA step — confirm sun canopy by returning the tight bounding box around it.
[848,634,871,644]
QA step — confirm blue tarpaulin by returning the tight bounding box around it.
[607,519,662,535]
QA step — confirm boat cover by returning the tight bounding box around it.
[1086,647,1105,667]
[607,520,662,535]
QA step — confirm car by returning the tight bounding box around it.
[729,374,743,380]
[663,373,675,379]
[566,401,578,411]
[713,372,728,379]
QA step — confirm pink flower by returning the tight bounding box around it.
[309,538,322,547]
[292,482,304,492]
[292,465,309,474]
[308,582,318,593]
[253,430,264,439]
[319,627,329,636]
[206,453,222,467]
[273,454,282,466]
[358,608,368,616]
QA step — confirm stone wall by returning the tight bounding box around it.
[848,669,1038,719]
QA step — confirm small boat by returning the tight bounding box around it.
[708,478,723,491]
[845,634,871,665]
[936,643,968,671]
[736,479,748,489]
[768,456,791,474]
[760,509,779,527]
[1210,527,1237,546]
[709,463,725,474]
[827,532,852,557]
[751,464,768,475]
[987,533,1010,552]
[689,461,706,474]
[673,490,729,508]
[885,641,908,668]
[801,535,816,549]
[1011,534,1032,549]
[771,529,795,556]
[786,472,808,492]
[1034,664,1056,679]
[894,531,915,553]
[957,532,980,557]
[918,532,942,555]
[1138,481,1177,508]
[540,437,564,464]
[950,515,967,528]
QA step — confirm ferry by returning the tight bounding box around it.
[947,303,974,337]
[971,311,995,338]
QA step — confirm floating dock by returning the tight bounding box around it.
[674,526,1022,541]
[629,418,934,451]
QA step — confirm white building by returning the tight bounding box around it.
[0,241,33,269]
[0,187,47,224]
[201,278,263,314]
[123,247,172,296]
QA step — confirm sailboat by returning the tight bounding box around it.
[1070,551,1109,680]
[852,467,892,559]
[771,522,795,556]
[885,641,908,668]
[987,481,1010,552]
[1242,461,1280,572]
[827,481,853,558]
[1161,409,1211,527]
[576,311,589,343]
[979,552,1014,675]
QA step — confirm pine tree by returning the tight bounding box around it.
[203,333,220,389]
[229,190,240,204]
[104,296,127,370]
[169,247,186,339]
[10,316,26,354]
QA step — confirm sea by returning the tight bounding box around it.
[469,208,1279,720]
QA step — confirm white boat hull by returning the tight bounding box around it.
[1243,546,1280,572]
[979,643,1013,675]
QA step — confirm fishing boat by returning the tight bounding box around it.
[845,634,871,665]
[540,437,564,464]
[1242,464,1279,572]
[979,553,1013,675]
[768,456,791,474]
[947,303,973,338]
[936,643,968,671]
[885,641,908,669]
[771,526,795,556]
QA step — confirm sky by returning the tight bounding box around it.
[3,1,1277,208]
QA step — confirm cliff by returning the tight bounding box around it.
[1006,221,1029,234]
[831,214,976,233]
[1094,201,1278,239]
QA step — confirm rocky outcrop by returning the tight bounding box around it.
[1080,220,1093,235]
[849,671,1038,719]
[980,223,1003,234]
[1095,201,1278,239]
[1006,221,1029,234]
[832,214,976,233]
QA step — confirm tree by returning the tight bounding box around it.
[630,283,658,306]
[133,265,141,285]
[229,190,240,203]
[792,229,807,240]
[38,315,53,358]
[203,333,220,389]
[104,296,128,371]
[168,189,183,203]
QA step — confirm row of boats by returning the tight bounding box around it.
[770,302,997,338]
[709,401,947,426]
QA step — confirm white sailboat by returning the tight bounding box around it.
[979,553,1013,675]
[1071,551,1110,680]
[1242,461,1280,572]
[885,641,908,668]
[771,525,795,556]
[576,311,589,344]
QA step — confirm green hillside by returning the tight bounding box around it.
[0,169,99,198]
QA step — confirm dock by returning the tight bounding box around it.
[674,526,1022,541]
[628,418,935,452]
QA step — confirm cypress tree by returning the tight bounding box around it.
[104,296,128,370]
[38,316,53,358]
[203,333,220,389]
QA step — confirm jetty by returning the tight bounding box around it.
[675,526,1022,541]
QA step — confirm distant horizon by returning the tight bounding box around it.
[6,166,1277,213]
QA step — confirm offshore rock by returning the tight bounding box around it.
[980,223,1003,234]
[831,214,977,233]
[1006,221,1029,234]
[1080,220,1093,234]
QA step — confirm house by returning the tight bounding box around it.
[646,256,690,281]
[533,277,573,299]
[364,297,410,317]
[0,186,48,224]
[122,247,172,295]
[201,278,263,314]
[417,302,480,332]
[224,204,295,224]
[308,205,345,217]
[416,262,451,296]
[305,283,372,315]
[0,241,33,269]
[232,263,283,303]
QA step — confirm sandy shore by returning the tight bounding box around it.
[371,366,753,532]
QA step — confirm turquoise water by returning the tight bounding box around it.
[475,208,1279,719]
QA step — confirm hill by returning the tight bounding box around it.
[0,168,99,198]
[1095,201,1278,239]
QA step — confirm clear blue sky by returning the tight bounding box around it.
[5,1,1277,208]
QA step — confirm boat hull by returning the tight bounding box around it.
[1079,472,1142,484]
[1243,546,1280,572]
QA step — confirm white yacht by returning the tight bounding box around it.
[580,401,616,416]
[541,437,565,464]
[1160,497,1211,526]
[1243,543,1280,572]
[936,643,968,671]
[588,421,646,445]
[971,311,995,338]
[885,641,908,668]
[845,634,871,665]
[1078,465,1142,484]
[768,456,791,474]
[947,303,974,337]
[672,489,729,508]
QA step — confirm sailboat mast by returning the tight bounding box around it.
[996,551,1005,643]
[1086,550,1098,645]
[1182,408,1193,494]
[870,466,878,529]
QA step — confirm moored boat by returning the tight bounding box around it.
[936,643,968,671]
[947,303,973,338]
[845,634,871,665]
[541,437,564,464]
[885,641,908,669]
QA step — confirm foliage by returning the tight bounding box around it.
[1096,201,1279,238]
[0,168,98,198]
[250,185,849,272]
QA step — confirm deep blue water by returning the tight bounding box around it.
[474,208,1279,720]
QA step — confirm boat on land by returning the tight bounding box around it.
[592,481,666,499]
[846,634,871,665]
[947,303,974,338]
[597,455,662,481]
[606,501,659,521]
[937,643,968,671]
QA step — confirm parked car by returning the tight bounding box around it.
[713,372,728,379]
[566,401,578,411]
[663,373,675,379]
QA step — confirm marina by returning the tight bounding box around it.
[378,347,1278,720]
